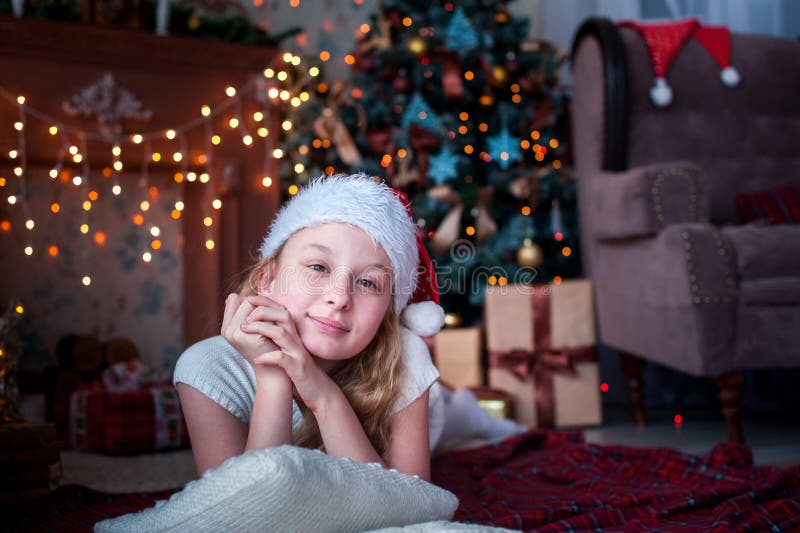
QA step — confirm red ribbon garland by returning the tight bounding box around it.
[489,285,596,428]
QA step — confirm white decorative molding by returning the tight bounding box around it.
[62,73,153,140]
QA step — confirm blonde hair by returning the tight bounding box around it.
[240,256,404,456]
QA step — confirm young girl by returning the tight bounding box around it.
[174,174,523,481]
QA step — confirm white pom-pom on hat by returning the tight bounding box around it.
[401,301,445,338]
[650,77,673,107]
[720,66,740,87]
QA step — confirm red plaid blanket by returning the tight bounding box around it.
[432,430,800,532]
[13,431,800,532]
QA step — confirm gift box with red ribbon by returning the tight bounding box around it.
[484,279,602,428]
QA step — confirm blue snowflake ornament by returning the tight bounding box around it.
[401,93,439,132]
[445,8,479,53]
[486,128,521,170]
[427,147,460,184]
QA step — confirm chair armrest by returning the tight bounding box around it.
[586,162,710,242]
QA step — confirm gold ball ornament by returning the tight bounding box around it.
[443,312,463,328]
[188,15,202,31]
[517,238,543,268]
[492,65,508,84]
[408,37,427,55]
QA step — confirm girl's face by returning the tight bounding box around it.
[262,222,394,372]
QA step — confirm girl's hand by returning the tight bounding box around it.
[242,295,335,412]
[220,293,281,369]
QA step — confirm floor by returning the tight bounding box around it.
[584,407,800,468]
[57,407,800,494]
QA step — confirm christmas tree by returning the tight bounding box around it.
[279,0,579,325]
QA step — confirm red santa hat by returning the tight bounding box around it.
[692,24,741,87]
[619,18,741,107]
[260,173,445,339]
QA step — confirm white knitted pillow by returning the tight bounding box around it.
[94,445,458,533]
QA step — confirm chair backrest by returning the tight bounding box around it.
[571,18,800,226]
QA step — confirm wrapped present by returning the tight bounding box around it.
[433,327,483,389]
[69,385,189,454]
[484,279,602,428]
[470,387,514,420]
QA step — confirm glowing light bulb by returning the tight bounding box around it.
[113,161,123,171]
[262,177,273,188]
[243,135,253,146]
[14,121,23,131]
[132,134,143,144]
[17,96,25,105]
[272,148,284,158]
[80,224,89,234]
[49,126,58,135]
[150,226,160,237]
[205,239,215,250]
[82,276,91,286]
[14,167,23,176]
[211,135,221,145]
[7,195,16,205]
[212,199,222,209]
[140,200,150,211]
[228,117,239,129]
[199,173,210,183]
[225,86,236,97]
[203,216,213,227]
[257,128,269,138]
[201,105,211,116]
[112,185,122,195]
[8,150,17,159]
[25,219,34,230]
[112,145,122,156]
[173,152,183,162]
[175,201,185,211]
[24,246,33,255]
[263,68,275,78]
[166,129,176,140]
[143,252,152,262]
[72,176,82,186]
[253,111,263,122]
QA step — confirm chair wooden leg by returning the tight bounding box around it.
[716,371,745,443]
[619,351,646,426]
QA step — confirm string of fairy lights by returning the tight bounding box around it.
[0,51,321,287]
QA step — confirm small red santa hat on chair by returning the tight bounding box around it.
[620,18,741,107]
[692,23,741,87]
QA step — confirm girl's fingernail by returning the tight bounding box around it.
[241,323,250,330]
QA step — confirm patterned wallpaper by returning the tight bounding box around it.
[0,165,183,371]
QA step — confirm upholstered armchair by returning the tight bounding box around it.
[570,18,800,442]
